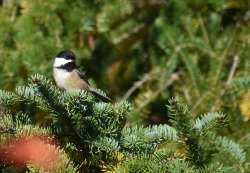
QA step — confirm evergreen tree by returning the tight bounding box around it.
[0,75,248,172]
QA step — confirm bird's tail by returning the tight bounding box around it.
[89,88,112,103]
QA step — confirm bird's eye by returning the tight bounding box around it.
[67,55,75,60]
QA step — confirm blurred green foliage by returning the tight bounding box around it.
[0,0,250,171]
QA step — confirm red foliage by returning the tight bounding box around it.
[0,135,60,170]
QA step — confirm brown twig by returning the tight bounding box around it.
[226,55,240,86]
[121,71,155,100]
[211,54,241,112]
[135,72,180,112]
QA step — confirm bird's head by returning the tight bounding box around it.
[53,50,76,71]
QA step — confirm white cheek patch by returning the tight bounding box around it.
[53,57,73,67]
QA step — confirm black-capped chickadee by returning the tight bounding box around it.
[53,50,111,102]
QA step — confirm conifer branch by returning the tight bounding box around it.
[121,124,178,154]
[194,112,226,134]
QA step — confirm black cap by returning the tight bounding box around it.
[56,50,76,61]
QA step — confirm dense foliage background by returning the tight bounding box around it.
[0,0,250,172]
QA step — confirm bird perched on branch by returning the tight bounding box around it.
[53,50,111,102]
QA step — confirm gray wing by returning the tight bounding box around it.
[76,68,112,102]
[76,69,90,85]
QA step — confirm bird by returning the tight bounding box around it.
[53,50,111,102]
